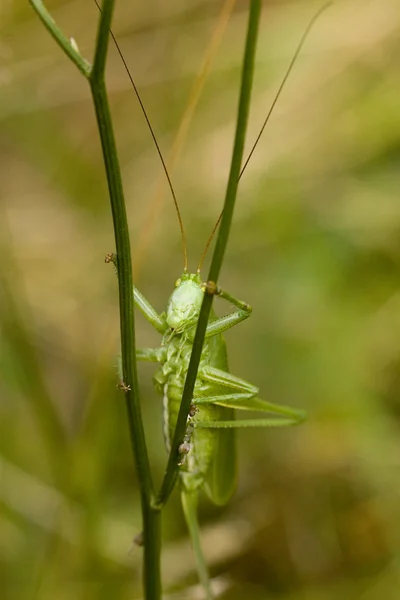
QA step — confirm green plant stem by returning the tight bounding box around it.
[28,0,91,77]
[28,0,161,598]
[90,74,161,600]
[157,0,262,507]
[90,2,160,598]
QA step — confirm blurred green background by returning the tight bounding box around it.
[2,0,400,598]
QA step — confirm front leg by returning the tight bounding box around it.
[106,253,167,334]
[134,286,167,334]
[199,283,252,339]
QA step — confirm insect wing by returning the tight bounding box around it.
[203,334,237,505]
[203,406,237,505]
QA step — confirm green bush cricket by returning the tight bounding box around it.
[109,4,330,598]
[130,270,305,598]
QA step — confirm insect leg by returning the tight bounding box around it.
[196,366,306,420]
[196,416,304,428]
[136,347,166,362]
[195,391,305,421]
[133,286,167,333]
[201,365,256,392]
[181,491,214,600]
[107,252,166,332]
[203,285,252,339]
[117,348,165,385]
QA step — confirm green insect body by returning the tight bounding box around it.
[132,270,305,598]
[162,283,237,509]
[109,11,330,599]
[104,7,328,591]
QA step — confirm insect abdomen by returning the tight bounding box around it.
[154,333,219,493]
[154,316,236,502]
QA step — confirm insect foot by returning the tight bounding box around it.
[188,404,198,418]
[105,252,119,276]
[104,251,116,264]
[177,442,192,466]
[117,381,131,393]
[178,415,196,466]
[133,531,144,548]
[202,280,221,296]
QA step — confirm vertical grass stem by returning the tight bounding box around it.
[157,0,262,507]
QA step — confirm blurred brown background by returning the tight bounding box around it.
[2,0,400,598]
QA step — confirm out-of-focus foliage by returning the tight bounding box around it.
[2,0,400,598]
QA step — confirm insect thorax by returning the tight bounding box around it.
[154,329,209,429]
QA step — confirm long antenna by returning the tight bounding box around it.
[197,2,332,271]
[197,211,223,273]
[239,1,332,179]
[93,0,188,272]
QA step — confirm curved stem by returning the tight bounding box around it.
[29,1,160,598]
[89,2,159,598]
[157,0,262,507]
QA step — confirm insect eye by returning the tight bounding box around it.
[175,279,181,287]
